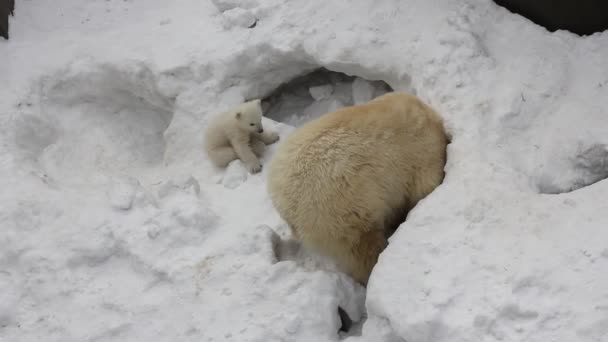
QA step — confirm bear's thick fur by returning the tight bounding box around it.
[204,99,279,174]
[267,92,448,285]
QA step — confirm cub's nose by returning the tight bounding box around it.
[258,128,264,133]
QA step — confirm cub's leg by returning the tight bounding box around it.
[229,136,262,173]
[208,146,238,168]
[250,139,266,157]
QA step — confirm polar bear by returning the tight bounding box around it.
[267,92,448,285]
[204,99,279,173]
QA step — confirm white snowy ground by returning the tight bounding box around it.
[1,0,607,341]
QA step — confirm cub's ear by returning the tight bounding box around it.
[235,112,242,119]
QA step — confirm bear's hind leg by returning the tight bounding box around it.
[208,146,238,168]
[345,229,388,286]
[301,225,387,286]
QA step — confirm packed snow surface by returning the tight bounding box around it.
[1,1,607,342]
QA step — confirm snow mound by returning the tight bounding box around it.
[195,224,365,341]
[364,2,608,342]
[13,61,175,186]
[536,143,608,194]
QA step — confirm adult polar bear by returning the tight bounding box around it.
[267,92,448,285]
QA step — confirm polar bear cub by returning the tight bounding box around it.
[267,92,448,285]
[204,99,279,173]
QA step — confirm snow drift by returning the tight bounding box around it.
[1,0,607,341]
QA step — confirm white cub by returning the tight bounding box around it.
[204,99,279,173]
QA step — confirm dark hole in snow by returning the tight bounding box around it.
[493,0,608,36]
[537,144,608,194]
[338,306,352,333]
[261,68,393,127]
[0,0,14,40]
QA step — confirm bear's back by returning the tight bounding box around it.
[268,92,447,234]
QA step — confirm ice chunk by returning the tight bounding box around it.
[372,80,392,98]
[107,177,140,210]
[333,81,354,104]
[351,77,375,104]
[309,84,334,101]
[158,176,201,198]
[222,8,257,29]
[222,161,248,189]
[302,98,345,122]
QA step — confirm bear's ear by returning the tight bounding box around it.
[235,112,242,120]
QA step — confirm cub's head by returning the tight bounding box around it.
[234,99,264,134]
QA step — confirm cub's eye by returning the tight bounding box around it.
[250,123,255,126]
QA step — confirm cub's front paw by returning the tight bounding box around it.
[267,132,280,144]
[246,161,262,174]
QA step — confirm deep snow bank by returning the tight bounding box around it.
[362,2,608,342]
[1,0,607,342]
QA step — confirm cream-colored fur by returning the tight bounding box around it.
[204,99,279,173]
[267,92,448,285]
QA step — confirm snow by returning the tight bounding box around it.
[1,0,607,342]
[351,78,376,105]
[263,69,391,127]
[309,85,334,101]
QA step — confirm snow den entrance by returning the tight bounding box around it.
[261,68,393,127]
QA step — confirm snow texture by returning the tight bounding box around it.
[262,68,392,127]
[1,0,607,342]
